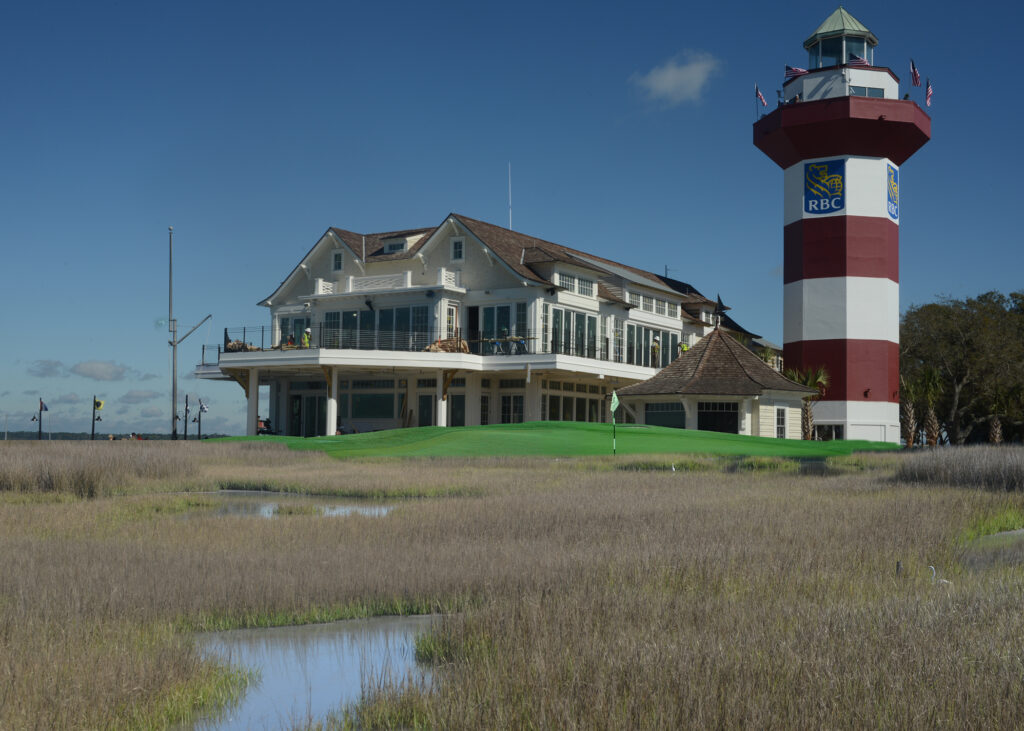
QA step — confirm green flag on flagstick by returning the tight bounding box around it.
[610,390,619,456]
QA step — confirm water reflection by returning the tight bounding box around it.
[191,615,435,730]
[206,490,393,519]
[963,529,1024,572]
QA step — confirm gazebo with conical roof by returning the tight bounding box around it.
[615,327,815,436]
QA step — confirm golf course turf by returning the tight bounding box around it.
[221,421,900,459]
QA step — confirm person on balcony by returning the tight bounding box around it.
[301,328,311,348]
[651,336,660,366]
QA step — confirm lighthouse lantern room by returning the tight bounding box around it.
[754,8,930,443]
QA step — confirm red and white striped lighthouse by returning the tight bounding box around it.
[754,8,930,442]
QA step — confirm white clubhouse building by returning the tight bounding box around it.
[196,213,801,437]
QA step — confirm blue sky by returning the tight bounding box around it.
[2,0,1020,436]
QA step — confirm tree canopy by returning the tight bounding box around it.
[901,291,1024,444]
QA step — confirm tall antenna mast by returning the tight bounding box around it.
[508,162,512,230]
[168,226,177,440]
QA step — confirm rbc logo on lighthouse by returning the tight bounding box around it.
[887,164,899,221]
[804,159,845,214]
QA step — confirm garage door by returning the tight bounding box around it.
[697,401,738,433]
[645,402,686,429]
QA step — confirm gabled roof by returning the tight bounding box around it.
[616,327,815,397]
[329,226,437,262]
[260,213,757,334]
[804,7,878,49]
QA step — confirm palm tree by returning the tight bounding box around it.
[919,367,942,447]
[784,366,830,440]
[900,374,918,448]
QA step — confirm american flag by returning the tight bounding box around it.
[784,65,809,80]
[40,399,48,412]
[910,58,921,87]
[926,78,933,107]
[755,83,767,107]
[848,54,870,67]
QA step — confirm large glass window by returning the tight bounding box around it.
[359,310,376,350]
[352,393,395,419]
[573,312,586,356]
[501,395,524,423]
[542,304,550,354]
[377,309,394,350]
[819,37,842,67]
[411,305,429,350]
[516,303,527,336]
[323,311,340,348]
[342,311,358,348]
[395,307,410,349]
[846,37,867,63]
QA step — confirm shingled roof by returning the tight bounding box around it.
[616,327,816,397]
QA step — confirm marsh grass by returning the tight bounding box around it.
[3,442,1024,728]
[896,445,1024,491]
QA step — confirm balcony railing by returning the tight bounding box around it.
[312,267,463,297]
[199,326,664,368]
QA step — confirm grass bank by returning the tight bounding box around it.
[219,420,900,459]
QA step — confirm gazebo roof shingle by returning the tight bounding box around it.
[616,327,817,397]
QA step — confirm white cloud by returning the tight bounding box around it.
[28,360,67,378]
[71,361,129,381]
[140,406,162,418]
[119,390,162,405]
[53,393,83,405]
[632,51,720,106]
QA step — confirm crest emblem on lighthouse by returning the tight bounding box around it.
[804,159,845,214]
[886,164,899,221]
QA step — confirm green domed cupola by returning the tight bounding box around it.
[804,7,878,69]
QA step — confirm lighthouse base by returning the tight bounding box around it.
[812,401,899,444]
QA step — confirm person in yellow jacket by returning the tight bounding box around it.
[301,327,311,348]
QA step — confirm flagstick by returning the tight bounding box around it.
[91,395,96,441]
[613,414,616,456]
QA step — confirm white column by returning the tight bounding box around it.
[278,380,290,436]
[325,367,338,436]
[465,375,482,426]
[246,368,260,436]
[683,397,698,430]
[524,381,541,422]
[435,372,448,427]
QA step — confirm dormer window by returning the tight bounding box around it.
[451,238,464,261]
[332,250,344,272]
[578,278,594,297]
[385,241,406,254]
[558,273,576,292]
